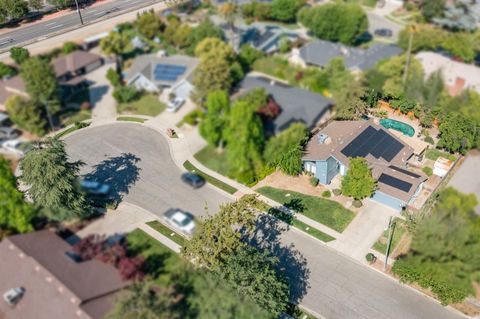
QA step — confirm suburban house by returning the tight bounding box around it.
[0,230,128,319]
[415,51,480,96]
[236,24,301,54]
[238,74,333,135]
[124,53,199,99]
[303,120,427,210]
[289,39,403,72]
[0,50,103,111]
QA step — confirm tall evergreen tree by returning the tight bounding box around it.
[19,137,91,221]
[199,90,230,147]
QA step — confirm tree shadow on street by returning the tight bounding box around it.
[83,153,141,205]
[247,213,310,305]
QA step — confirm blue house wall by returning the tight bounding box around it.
[371,191,405,211]
[304,156,340,185]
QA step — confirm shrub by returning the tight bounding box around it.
[62,42,78,54]
[424,136,434,145]
[106,68,122,88]
[113,86,139,103]
[422,167,433,177]
[322,190,331,198]
[332,188,342,196]
[365,253,376,263]
[310,176,319,187]
[0,62,16,78]
[352,199,363,208]
[182,109,203,126]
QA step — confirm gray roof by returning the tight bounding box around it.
[125,54,199,88]
[239,74,333,134]
[241,24,300,53]
[299,40,403,71]
[0,230,127,319]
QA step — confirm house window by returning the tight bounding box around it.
[305,162,316,175]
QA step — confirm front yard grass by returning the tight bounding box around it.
[117,116,145,123]
[183,160,237,195]
[118,94,166,116]
[257,186,355,233]
[58,108,91,127]
[126,228,181,285]
[372,218,406,255]
[146,220,187,247]
[193,145,231,179]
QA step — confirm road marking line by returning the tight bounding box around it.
[93,11,104,16]
[45,22,58,26]
[0,41,12,46]
[49,24,63,29]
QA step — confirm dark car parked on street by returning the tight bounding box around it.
[374,28,393,38]
[181,172,205,188]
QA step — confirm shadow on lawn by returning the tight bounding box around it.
[248,214,310,305]
[83,153,141,205]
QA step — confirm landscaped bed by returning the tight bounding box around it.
[425,148,457,161]
[372,217,406,256]
[58,108,92,127]
[118,94,166,116]
[257,186,355,233]
[183,160,237,195]
[146,220,187,247]
[117,116,146,123]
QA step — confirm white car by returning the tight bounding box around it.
[163,209,196,236]
[166,97,185,113]
[80,180,111,196]
[1,140,32,157]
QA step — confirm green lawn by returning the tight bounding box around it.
[194,145,230,178]
[183,160,237,195]
[292,219,335,242]
[58,108,91,127]
[126,229,181,285]
[258,187,355,233]
[425,149,456,161]
[117,116,145,123]
[372,218,406,255]
[146,220,187,246]
[118,94,166,116]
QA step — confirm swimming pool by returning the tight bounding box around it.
[379,118,415,137]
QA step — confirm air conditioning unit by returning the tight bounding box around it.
[3,287,25,306]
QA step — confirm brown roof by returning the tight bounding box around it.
[52,50,102,78]
[0,230,127,319]
[304,120,426,202]
[0,75,28,108]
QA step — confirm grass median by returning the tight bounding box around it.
[258,186,355,233]
[117,116,146,123]
[183,160,237,195]
[146,220,187,247]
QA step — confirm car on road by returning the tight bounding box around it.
[181,172,205,188]
[80,180,111,196]
[1,140,32,157]
[167,97,185,113]
[0,127,20,141]
[374,28,393,38]
[163,209,196,236]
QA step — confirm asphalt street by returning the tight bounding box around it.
[367,11,403,42]
[64,123,232,217]
[64,123,465,319]
[0,0,160,51]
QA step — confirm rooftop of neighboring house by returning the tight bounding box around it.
[0,230,128,319]
[304,120,426,202]
[125,53,199,88]
[415,51,480,95]
[238,73,333,134]
[298,39,403,71]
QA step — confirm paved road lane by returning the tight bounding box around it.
[64,123,232,217]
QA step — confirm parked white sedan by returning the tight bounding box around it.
[0,140,32,157]
[163,209,196,236]
[166,97,185,113]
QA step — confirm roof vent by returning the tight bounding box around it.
[3,287,25,306]
[317,133,331,144]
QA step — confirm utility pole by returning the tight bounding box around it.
[384,216,394,271]
[74,0,84,25]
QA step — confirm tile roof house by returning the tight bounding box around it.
[238,74,333,135]
[124,53,199,99]
[289,39,403,72]
[415,51,480,96]
[0,50,103,111]
[0,230,128,319]
[303,120,426,210]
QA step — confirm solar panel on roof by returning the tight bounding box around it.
[153,64,187,82]
[388,165,421,178]
[340,126,404,162]
[378,173,412,193]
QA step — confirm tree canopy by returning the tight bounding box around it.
[199,90,230,147]
[437,113,479,154]
[270,0,304,22]
[9,47,30,65]
[5,95,47,136]
[393,187,480,304]
[136,10,165,39]
[19,137,91,221]
[298,3,368,45]
[341,157,376,200]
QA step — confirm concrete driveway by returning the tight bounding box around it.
[64,123,232,218]
[367,11,403,42]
